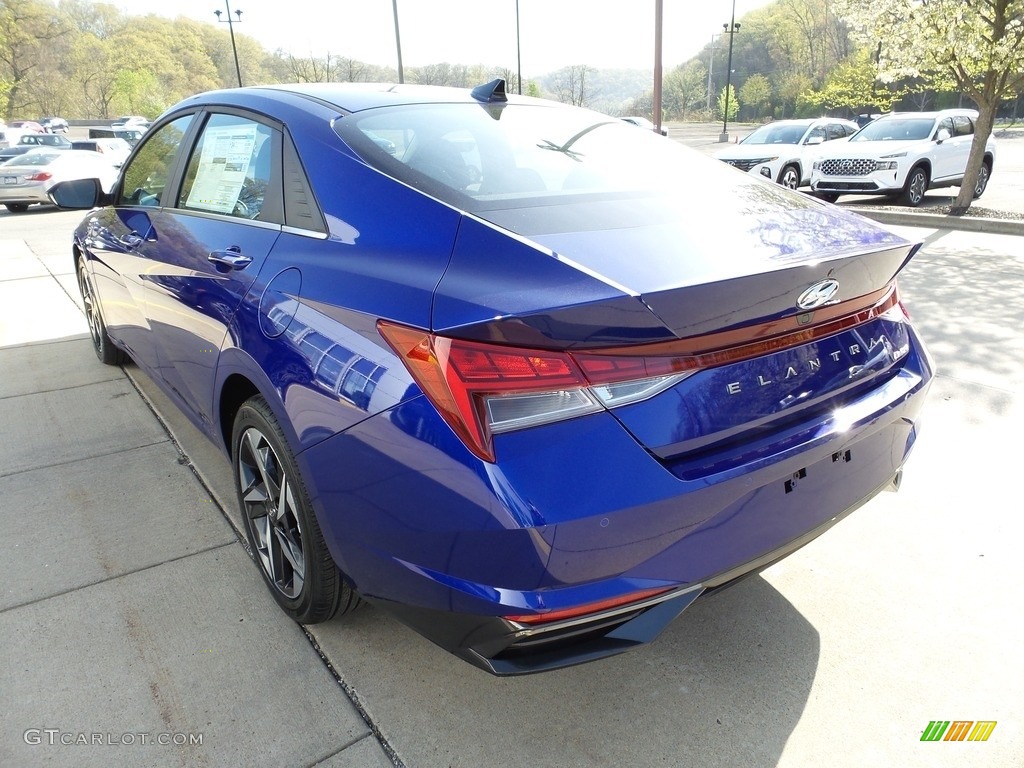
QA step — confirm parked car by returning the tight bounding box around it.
[8,120,45,134]
[111,115,150,130]
[810,109,996,206]
[715,118,859,189]
[0,133,73,162]
[71,137,132,167]
[89,127,145,146]
[18,133,73,149]
[620,115,668,136]
[0,148,119,212]
[39,117,70,133]
[49,81,933,674]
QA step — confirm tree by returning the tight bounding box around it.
[800,48,906,115]
[835,0,1024,212]
[0,0,69,119]
[551,64,596,107]
[718,84,739,123]
[663,60,707,119]
[740,74,772,119]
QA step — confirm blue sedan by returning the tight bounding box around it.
[50,80,933,675]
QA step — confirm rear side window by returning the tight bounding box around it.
[119,115,195,206]
[952,116,974,137]
[178,113,279,223]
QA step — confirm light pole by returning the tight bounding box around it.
[719,0,740,143]
[392,0,404,84]
[214,1,243,88]
[515,0,522,94]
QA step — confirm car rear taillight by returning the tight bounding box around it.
[378,321,692,461]
[26,172,52,182]
[379,282,904,462]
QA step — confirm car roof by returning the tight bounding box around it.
[186,82,542,114]
[875,109,979,120]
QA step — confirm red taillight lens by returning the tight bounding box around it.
[378,283,902,463]
[505,586,674,625]
[27,171,52,182]
[378,321,596,462]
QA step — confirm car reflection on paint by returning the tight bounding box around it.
[49,79,932,675]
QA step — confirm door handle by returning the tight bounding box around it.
[208,248,252,271]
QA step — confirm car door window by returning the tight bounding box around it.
[935,117,954,139]
[178,114,277,222]
[952,116,974,137]
[825,124,843,141]
[805,126,827,143]
[118,115,195,206]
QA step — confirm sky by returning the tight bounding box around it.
[112,0,772,76]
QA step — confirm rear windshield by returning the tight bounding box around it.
[333,102,702,211]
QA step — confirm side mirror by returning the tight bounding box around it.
[805,136,825,145]
[48,178,111,209]
[936,128,951,143]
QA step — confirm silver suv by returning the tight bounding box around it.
[810,109,995,206]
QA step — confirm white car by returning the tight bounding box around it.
[810,109,996,206]
[70,137,133,168]
[715,118,858,188]
[111,115,151,130]
[0,148,119,213]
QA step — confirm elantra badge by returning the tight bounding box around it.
[797,279,840,310]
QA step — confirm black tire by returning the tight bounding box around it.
[77,257,127,365]
[973,161,991,199]
[900,166,929,207]
[814,192,840,203]
[232,396,360,624]
[778,164,801,190]
[5,203,29,213]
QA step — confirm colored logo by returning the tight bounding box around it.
[921,721,997,742]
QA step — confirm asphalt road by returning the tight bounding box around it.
[2,144,1022,767]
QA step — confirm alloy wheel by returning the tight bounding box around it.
[78,264,103,350]
[974,165,990,198]
[237,427,305,599]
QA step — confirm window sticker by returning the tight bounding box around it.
[185,123,258,214]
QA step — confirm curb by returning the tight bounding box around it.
[847,207,1024,236]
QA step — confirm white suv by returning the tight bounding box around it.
[715,118,858,188]
[810,109,995,206]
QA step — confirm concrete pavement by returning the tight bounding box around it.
[0,210,394,768]
[2,189,1023,765]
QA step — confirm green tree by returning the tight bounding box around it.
[835,0,1024,212]
[718,84,739,123]
[0,0,69,119]
[801,48,906,114]
[740,73,772,119]
[664,60,707,119]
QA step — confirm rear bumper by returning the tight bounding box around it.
[302,321,933,674]
[374,460,903,675]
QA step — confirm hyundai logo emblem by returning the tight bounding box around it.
[797,279,840,310]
